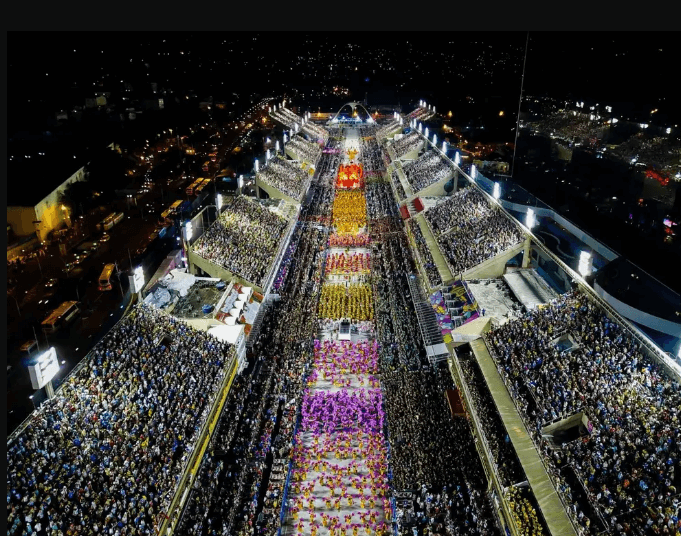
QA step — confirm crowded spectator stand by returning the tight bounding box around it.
[192,195,291,288]
[6,305,237,536]
[422,187,525,276]
[485,290,681,535]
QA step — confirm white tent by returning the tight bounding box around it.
[208,324,245,345]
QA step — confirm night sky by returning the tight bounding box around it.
[9,32,680,137]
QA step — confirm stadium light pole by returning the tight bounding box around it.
[511,31,530,180]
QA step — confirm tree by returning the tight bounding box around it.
[85,146,134,198]
[59,177,94,217]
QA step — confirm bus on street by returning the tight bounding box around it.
[98,263,115,291]
[42,301,80,333]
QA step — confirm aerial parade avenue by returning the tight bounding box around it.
[6,31,681,536]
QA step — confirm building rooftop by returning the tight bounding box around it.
[595,257,681,324]
[7,139,93,207]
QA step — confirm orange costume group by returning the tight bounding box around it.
[336,164,365,190]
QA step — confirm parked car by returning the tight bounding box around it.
[100,233,111,242]
[45,278,58,288]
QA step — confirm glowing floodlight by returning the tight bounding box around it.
[454,152,460,165]
[275,140,280,151]
[238,175,244,189]
[442,141,447,152]
[493,182,502,201]
[666,127,672,134]
[283,133,287,143]
[526,208,535,230]
[578,251,592,277]
[433,134,437,145]
[255,159,259,172]
[266,149,271,160]
[424,127,429,138]
[471,165,477,179]
[185,221,193,241]
[216,193,223,210]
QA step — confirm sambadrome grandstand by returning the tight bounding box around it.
[7,100,681,536]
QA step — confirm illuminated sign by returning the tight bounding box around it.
[28,347,59,390]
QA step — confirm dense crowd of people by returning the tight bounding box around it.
[259,156,310,202]
[373,233,424,371]
[402,151,453,194]
[366,183,400,224]
[358,133,385,174]
[423,188,524,274]
[176,210,328,536]
[270,108,301,130]
[333,191,368,235]
[388,131,423,160]
[383,366,502,536]
[303,186,334,224]
[329,234,371,248]
[407,219,443,288]
[7,306,236,536]
[375,120,402,141]
[486,291,681,535]
[406,107,433,121]
[12,118,650,536]
[390,168,408,202]
[504,487,549,536]
[301,122,330,145]
[318,283,375,322]
[325,252,371,276]
[458,356,526,487]
[193,196,290,287]
[287,135,322,167]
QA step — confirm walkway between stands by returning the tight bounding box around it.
[413,214,453,285]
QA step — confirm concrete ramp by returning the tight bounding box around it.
[469,339,578,536]
[448,316,492,343]
[414,214,454,285]
[503,269,558,310]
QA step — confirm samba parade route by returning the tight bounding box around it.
[283,126,393,536]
